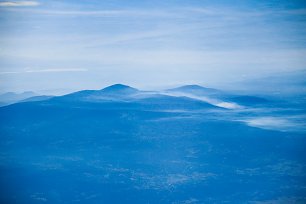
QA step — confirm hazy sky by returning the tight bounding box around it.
[0,0,306,94]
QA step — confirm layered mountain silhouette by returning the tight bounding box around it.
[0,91,37,106]
[20,95,54,103]
[25,84,220,111]
[1,84,273,109]
[0,84,269,108]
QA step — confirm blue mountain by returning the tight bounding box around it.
[101,83,138,93]
[167,84,222,95]
[0,84,305,203]
[43,84,221,111]
[51,84,138,102]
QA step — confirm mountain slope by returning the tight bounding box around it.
[52,84,139,102]
[0,84,305,203]
[0,87,305,203]
[20,95,54,103]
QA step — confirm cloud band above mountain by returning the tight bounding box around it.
[0,68,88,74]
[0,1,39,7]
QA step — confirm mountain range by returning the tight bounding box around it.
[1,84,271,109]
[0,84,305,203]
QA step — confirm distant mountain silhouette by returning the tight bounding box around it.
[8,84,275,110]
[21,95,54,103]
[42,84,220,111]
[0,85,277,109]
[101,84,138,93]
[51,84,140,103]
[0,91,37,106]
[167,85,222,96]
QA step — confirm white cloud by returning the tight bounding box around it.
[247,117,292,128]
[16,8,173,18]
[163,91,243,109]
[25,68,88,73]
[242,116,306,132]
[216,102,242,109]
[8,6,306,18]
[0,1,39,7]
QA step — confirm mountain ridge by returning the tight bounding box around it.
[0,84,273,109]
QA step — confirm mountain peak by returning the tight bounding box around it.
[168,84,213,92]
[167,84,221,96]
[179,85,207,89]
[102,84,134,90]
[101,84,138,94]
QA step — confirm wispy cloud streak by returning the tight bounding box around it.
[10,8,174,18]
[0,1,39,7]
[0,68,88,74]
[241,116,306,132]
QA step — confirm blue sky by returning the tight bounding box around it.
[0,0,306,94]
